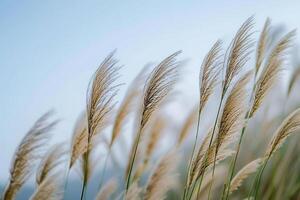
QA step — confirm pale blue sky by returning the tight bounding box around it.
[1,0,300,181]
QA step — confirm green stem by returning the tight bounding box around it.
[198,91,225,199]
[195,174,205,200]
[253,160,268,199]
[125,128,142,192]
[182,107,202,200]
[224,124,248,200]
[80,150,89,200]
[80,180,87,200]
[224,74,258,200]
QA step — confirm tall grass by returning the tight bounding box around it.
[2,17,300,200]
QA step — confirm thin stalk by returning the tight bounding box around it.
[194,172,205,200]
[186,179,198,200]
[125,128,142,192]
[247,157,268,199]
[80,150,89,200]
[197,90,227,196]
[253,159,268,199]
[80,123,92,200]
[223,121,248,200]
[223,74,258,200]
[182,106,202,200]
[207,147,218,200]
[80,179,87,200]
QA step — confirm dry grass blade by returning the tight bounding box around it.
[36,142,66,185]
[86,51,122,140]
[177,107,198,146]
[250,30,296,117]
[110,65,149,147]
[30,173,63,200]
[199,40,223,113]
[69,112,88,168]
[229,158,263,194]
[223,17,254,91]
[2,111,57,200]
[256,18,271,74]
[95,178,118,200]
[144,150,180,200]
[125,182,142,200]
[216,71,252,153]
[265,108,300,157]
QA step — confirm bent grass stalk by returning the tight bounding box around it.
[224,80,257,200]
[182,106,202,200]
[125,128,142,191]
[194,93,225,200]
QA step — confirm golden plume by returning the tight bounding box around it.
[265,108,300,157]
[250,30,296,117]
[223,17,254,91]
[229,158,263,194]
[3,111,58,200]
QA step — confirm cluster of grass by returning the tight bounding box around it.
[2,17,300,200]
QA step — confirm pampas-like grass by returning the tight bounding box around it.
[229,158,263,194]
[183,39,223,199]
[198,148,235,182]
[265,107,300,157]
[216,71,252,153]
[250,30,296,117]
[192,18,254,200]
[144,150,180,200]
[125,51,181,190]
[223,17,254,92]
[95,178,117,200]
[36,143,66,185]
[140,52,181,129]
[189,128,213,186]
[199,40,223,113]
[2,111,58,200]
[30,173,63,200]
[86,51,121,140]
[250,108,300,199]
[81,51,121,199]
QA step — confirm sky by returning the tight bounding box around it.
[1,0,300,182]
